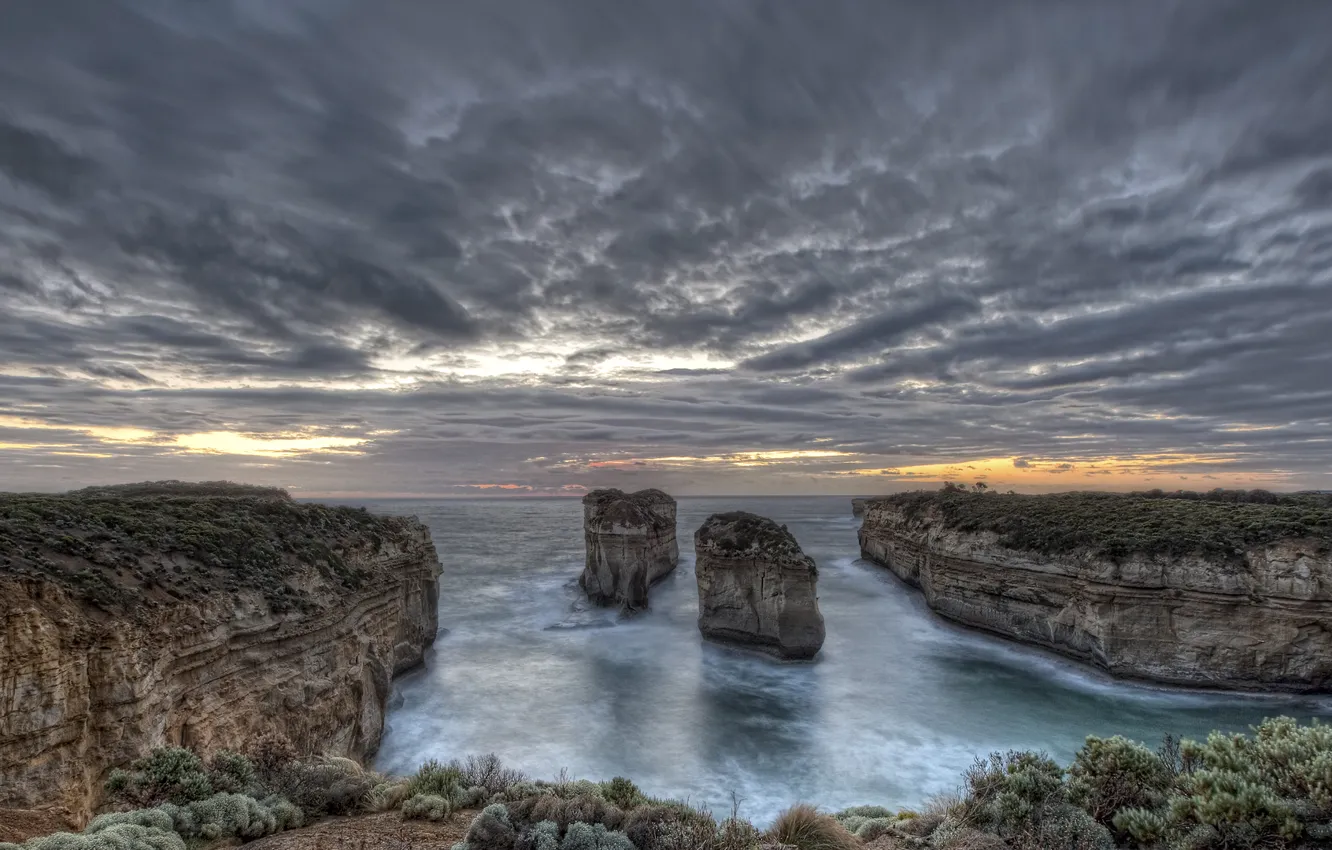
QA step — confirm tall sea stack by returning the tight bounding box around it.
[580,488,679,611]
[694,512,826,660]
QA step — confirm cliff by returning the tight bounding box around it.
[0,482,442,822]
[580,488,679,611]
[851,498,867,517]
[695,512,825,660]
[858,490,1332,690]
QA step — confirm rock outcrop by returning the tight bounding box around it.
[695,512,826,660]
[859,491,1332,691]
[0,483,442,822]
[852,498,868,517]
[580,488,679,611]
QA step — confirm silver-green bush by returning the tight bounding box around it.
[403,793,453,821]
[559,822,635,850]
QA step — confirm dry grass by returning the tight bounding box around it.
[767,804,860,850]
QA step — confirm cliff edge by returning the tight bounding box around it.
[858,489,1332,690]
[0,482,442,822]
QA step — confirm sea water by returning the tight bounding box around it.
[352,496,1332,825]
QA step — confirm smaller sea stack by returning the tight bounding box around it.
[694,512,826,660]
[852,498,868,517]
[580,488,679,611]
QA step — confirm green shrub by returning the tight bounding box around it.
[516,820,561,850]
[403,793,453,821]
[1113,717,1332,848]
[3,824,186,850]
[205,751,257,794]
[766,804,858,850]
[601,777,646,809]
[455,804,518,850]
[559,822,635,850]
[410,759,466,798]
[1068,734,1174,830]
[960,749,1067,837]
[850,817,895,841]
[105,747,213,807]
[365,779,412,812]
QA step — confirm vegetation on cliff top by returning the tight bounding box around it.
[8,716,1332,849]
[874,488,1332,560]
[0,482,423,613]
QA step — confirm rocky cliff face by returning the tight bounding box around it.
[580,489,679,611]
[695,512,825,660]
[0,484,442,822]
[859,494,1332,690]
[851,498,867,517]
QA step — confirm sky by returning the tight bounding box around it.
[1,0,1330,498]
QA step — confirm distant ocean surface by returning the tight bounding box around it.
[339,496,1332,826]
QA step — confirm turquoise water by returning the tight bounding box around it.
[352,496,1332,825]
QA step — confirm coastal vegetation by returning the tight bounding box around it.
[6,717,1332,849]
[0,481,418,612]
[877,488,1332,560]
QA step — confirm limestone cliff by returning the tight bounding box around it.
[859,491,1332,690]
[852,498,867,517]
[580,488,679,611]
[0,483,442,822]
[695,512,825,660]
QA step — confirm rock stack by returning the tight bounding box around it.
[852,498,868,517]
[580,488,679,611]
[694,511,826,660]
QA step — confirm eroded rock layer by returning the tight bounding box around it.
[695,512,825,660]
[0,485,442,822]
[580,488,679,611]
[858,494,1332,690]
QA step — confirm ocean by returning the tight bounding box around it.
[348,495,1331,826]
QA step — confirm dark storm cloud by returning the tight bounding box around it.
[2,0,1330,494]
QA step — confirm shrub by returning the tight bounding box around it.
[1113,717,1332,847]
[559,822,635,850]
[850,818,894,841]
[4,824,186,850]
[403,794,453,821]
[516,821,562,850]
[206,751,257,794]
[1068,735,1173,829]
[365,779,412,812]
[459,754,528,795]
[960,749,1066,837]
[833,805,895,820]
[105,747,213,807]
[247,732,297,780]
[601,777,646,809]
[266,760,375,817]
[410,759,466,799]
[766,804,859,850]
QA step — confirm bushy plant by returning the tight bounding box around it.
[410,759,467,798]
[601,777,647,809]
[403,793,453,821]
[266,759,375,817]
[105,747,213,807]
[1113,717,1332,848]
[1,824,186,850]
[365,779,412,812]
[515,820,562,850]
[454,804,518,850]
[766,804,859,850]
[205,751,257,794]
[459,754,529,795]
[559,822,635,850]
[1068,735,1173,829]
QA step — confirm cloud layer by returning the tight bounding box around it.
[2,0,1329,495]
